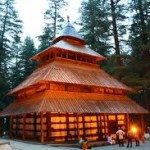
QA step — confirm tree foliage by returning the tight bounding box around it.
[127,0,150,110]
[0,0,22,108]
[37,25,53,52]
[79,0,111,57]
[0,0,22,70]
[21,37,37,79]
[38,0,68,51]
[79,0,129,80]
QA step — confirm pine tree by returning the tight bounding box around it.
[19,37,37,80]
[127,0,150,110]
[9,40,22,89]
[0,0,22,71]
[38,0,67,51]
[105,0,129,80]
[37,25,53,52]
[79,0,129,80]
[0,0,22,108]
[79,0,110,57]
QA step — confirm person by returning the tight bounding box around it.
[81,138,92,150]
[107,134,116,145]
[78,136,85,149]
[116,127,125,147]
[82,138,89,150]
[127,130,133,148]
[135,133,140,146]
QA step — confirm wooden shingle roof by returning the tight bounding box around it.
[31,39,105,61]
[8,60,132,95]
[0,91,148,117]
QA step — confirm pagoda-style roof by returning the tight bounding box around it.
[31,39,105,61]
[31,21,105,62]
[0,90,148,117]
[52,40,103,58]
[8,59,132,95]
[52,22,85,44]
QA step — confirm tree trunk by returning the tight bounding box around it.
[110,0,122,66]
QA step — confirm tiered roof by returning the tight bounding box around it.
[1,91,148,116]
[9,60,132,95]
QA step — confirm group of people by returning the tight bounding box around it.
[115,127,140,148]
[107,127,140,148]
[78,127,141,149]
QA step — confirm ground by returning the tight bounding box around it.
[0,138,150,150]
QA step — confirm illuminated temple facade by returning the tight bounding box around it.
[0,21,149,143]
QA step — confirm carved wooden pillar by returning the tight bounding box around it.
[96,114,99,132]
[126,114,130,133]
[104,114,107,139]
[33,112,37,138]
[46,112,51,141]
[82,115,85,137]
[66,113,69,141]
[76,113,80,141]
[22,114,26,140]
[140,114,145,143]
[40,112,44,143]
[9,116,13,138]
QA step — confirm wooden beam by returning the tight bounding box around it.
[76,113,80,141]
[82,115,85,137]
[96,114,100,140]
[22,114,26,140]
[10,116,13,138]
[40,112,44,143]
[104,114,107,139]
[140,114,145,143]
[66,113,69,141]
[16,115,19,136]
[99,114,103,140]
[46,112,51,141]
[125,114,128,134]
[33,113,37,138]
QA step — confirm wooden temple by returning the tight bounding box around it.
[0,21,149,143]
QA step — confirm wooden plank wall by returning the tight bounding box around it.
[10,112,126,142]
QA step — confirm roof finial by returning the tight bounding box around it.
[67,15,70,23]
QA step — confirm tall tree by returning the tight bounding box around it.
[110,0,122,66]
[38,0,67,51]
[105,0,129,80]
[0,0,22,108]
[9,40,22,89]
[19,36,37,80]
[37,25,53,52]
[79,0,128,80]
[79,0,110,57]
[128,0,150,110]
[0,0,22,71]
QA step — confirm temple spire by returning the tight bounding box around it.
[52,16,85,44]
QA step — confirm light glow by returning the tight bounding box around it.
[131,126,137,133]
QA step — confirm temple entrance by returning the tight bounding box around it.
[108,120,118,136]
